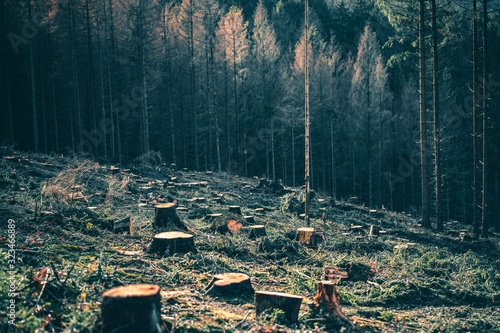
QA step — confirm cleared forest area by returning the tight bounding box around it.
[1,149,499,332]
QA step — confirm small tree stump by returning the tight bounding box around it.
[154,203,188,231]
[248,225,266,239]
[203,213,223,223]
[369,225,380,237]
[255,291,303,324]
[323,266,348,282]
[213,197,224,205]
[101,284,162,333]
[313,280,350,325]
[109,166,120,175]
[254,208,265,215]
[147,232,196,256]
[296,228,324,247]
[229,205,242,215]
[243,215,255,224]
[113,216,134,236]
[206,273,254,296]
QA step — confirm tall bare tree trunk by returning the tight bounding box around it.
[330,117,336,200]
[481,0,488,238]
[419,0,430,228]
[472,0,480,237]
[304,0,310,226]
[28,0,39,152]
[85,0,98,155]
[431,0,442,231]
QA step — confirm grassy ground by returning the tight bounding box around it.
[0,148,499,332]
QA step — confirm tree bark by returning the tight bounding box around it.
[154,203,188,230]
[419,0,430,228]
[101,284,162,333]
[481,0,488,238]
[248,225,266,239]
[206,273,254,296]
[473,0,480,237]
[147,231,196,255]
[304,0,311,226]
[432,0,442,232]
[313,281,350,325]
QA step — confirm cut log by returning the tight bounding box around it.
[313,280,350,325]
[229,206,242,215]
[206,273,254,296]
[323,266,348,282]
[113,216,134,236]
[255,291,303,324]
[173,181,208,188]
[101,284,162,333]
[248,225,266,239]
[147,232,196,256]
[296,228,324,247]
[154,203,188,231]
[243,215,255,224]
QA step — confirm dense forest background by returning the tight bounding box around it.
[0,0,499,230]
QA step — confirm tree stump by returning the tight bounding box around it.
[369,225,380,237]
[254,208,265,215]
[296,228,324,247]
[248,225,266,239]
[113,216,134,236]
[313,281,350,325]
[243,215,255,224]
[229,205,242,215]
[101,284,162,333]
[154,203,188,231]
[323,266,348,282]
[203,213,223,223]
[147,232,196,256]
[255,291,303,324]
[109,166,120,175]
[206,273,254,296]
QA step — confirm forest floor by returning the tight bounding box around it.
[0,147,499,333]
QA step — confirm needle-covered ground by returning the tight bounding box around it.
[0,148,499,332]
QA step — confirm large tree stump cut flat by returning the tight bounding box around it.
[255,291,303,324]
[313,280,350,325]
[147,232,196,256]
[206,273,254,296]
[154,202,188,231]
[101,284,162,333]
[296,228,324,247]
[248,225,266,239]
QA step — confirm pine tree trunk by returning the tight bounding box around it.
[28,0,39,152]
[85,0,98,155]
[304,0,310,226]
[419,0,430,228]
[481,0,488,238]
[432,0,442,232]
[472,0,480,237]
